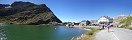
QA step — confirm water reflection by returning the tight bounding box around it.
[0,25,7,40]
[4,25,86,40]
[54,26,86,40]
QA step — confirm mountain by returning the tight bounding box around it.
[113,15,132,29]
[0,1,62,25]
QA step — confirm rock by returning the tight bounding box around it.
[0,1,62,25]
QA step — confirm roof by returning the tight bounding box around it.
[101,16,113,20]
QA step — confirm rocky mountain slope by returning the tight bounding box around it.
[0,1,62,25]
[113,15,132,29]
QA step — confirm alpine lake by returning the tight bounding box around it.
[1,24,86,40]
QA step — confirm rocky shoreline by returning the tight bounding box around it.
[0,25,7,40]
[71,26,101,40]
[71,34,86,40]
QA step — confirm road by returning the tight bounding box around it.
[94,27,132,40]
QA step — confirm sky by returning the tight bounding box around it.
[0,0,132,22]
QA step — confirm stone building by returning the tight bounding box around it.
[79,20,91,26]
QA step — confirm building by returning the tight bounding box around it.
[64,22,75,27]
[90,20,98,24]
[79,20,91,26]
[98,16,113,24]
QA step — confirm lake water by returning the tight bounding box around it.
[2,25,86,40]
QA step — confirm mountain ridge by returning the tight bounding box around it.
[0,1,62,25]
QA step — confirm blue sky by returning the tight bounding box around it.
[0,0,132,22]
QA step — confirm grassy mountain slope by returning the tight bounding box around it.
[0,1,62,25]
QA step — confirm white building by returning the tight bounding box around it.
[79,20,90,26]
[98,16,113,24]
[90,20,98,24]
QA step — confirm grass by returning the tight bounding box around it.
[85,27,101,35]
[119,16,132,30]
[126,26,132,30]
[84,27,102,40]
[72,27,102,40]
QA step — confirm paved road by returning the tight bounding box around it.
[94,27,132,40]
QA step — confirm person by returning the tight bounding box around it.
[102,25,105,29]
[107,25,111,32]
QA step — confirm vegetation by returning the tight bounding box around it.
[72,27,101,40]
[85,27,101,35]
[84,27,101,40]
[0,1,62,25]
[119,16,132,29]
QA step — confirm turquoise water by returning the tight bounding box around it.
[3,25,86,40]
